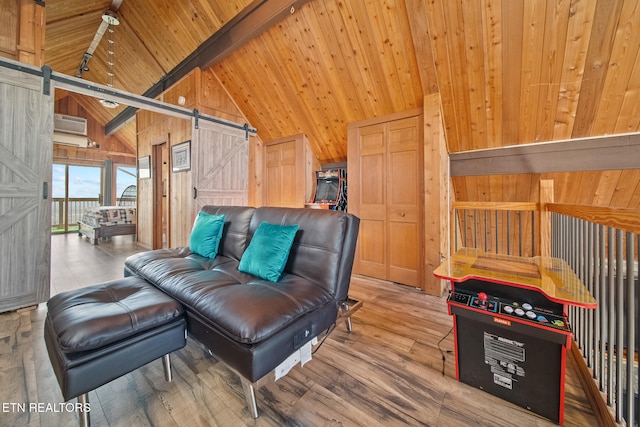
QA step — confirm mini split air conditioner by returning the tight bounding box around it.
[53,114,89,147]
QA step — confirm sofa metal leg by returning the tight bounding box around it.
[345,316,353,332]
[77,393,90,427]
[162,354,173,382]
[339,298,363,332]
[241,379,259,419]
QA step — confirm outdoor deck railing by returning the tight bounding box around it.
[51,198,100,231]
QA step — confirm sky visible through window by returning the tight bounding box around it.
[52,164,136,199]
[116,166,137,196]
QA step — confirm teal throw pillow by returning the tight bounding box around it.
[189,212,225,258]
[238,221,299,282]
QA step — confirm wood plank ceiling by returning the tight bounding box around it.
[42,0,640,208]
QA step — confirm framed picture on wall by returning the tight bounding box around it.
[138,155,151,179]
[172,140,191,173]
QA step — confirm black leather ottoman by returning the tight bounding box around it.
[44,276,186,427]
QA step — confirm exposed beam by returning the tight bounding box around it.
[105,0,312,135]
[450,133,640,176]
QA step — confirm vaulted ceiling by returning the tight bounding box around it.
[43,0,640,206]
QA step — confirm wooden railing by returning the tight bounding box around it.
[51,198,100,232]
[452,194,640,427]
[452,201,539,257]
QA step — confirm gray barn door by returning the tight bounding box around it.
[0,67,52,312]
[192,120,248,213]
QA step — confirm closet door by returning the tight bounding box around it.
[265,139,297,207]
[0,66,53,312]
[262,134,320,208]
[386,116,422,286]
[348,110,423,288]
[355,123,386,279]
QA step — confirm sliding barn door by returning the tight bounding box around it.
[0,67,53,312]
[192,120,248,215]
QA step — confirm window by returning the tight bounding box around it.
[51,164,102,233]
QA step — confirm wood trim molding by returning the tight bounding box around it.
[452,201,539,211]
[450,132,640,176]
[347,107,423,130]
[539,180,554,257]
[549,203,640,235]
[569,343,617,427]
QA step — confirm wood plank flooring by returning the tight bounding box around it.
[0,234,598,426]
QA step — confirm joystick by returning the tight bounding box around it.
[478,292,488,307]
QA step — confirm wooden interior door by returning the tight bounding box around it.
[386,116,423,286]
[192,120,248,215]
[0,67,52,312]
[152,142,169,249]
[348,110,423,288]
[265,139,297,207]
[356,123,387,279]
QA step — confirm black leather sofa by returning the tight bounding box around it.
[123,205,360,417]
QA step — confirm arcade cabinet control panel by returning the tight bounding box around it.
[447,278,569,332]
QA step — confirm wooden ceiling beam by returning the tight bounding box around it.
[105,0,312,135]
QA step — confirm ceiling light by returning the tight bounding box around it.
[99,99,119,109]
[101,11,120,26]
[100,12,120,108]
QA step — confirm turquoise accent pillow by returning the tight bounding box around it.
[238,221,299,282]
[189,212,225,258]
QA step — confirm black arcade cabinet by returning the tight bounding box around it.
[434,248,596,425]
[304,168,347,211]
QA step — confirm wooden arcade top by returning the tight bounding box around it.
[434,248,597,308]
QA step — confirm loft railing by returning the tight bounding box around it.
[550,204,639,427]
[452,201,539,257]
[451,191,640,427]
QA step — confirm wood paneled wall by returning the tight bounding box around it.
[41,0,640,214]
[136,68,257,249]
[53,93,136,205]
[34,0,640,256]
[422,0,640,151]
[53,89,137,154]
[212,0,426,164]
[54,94,135,160]
[136,110,191,249]
[44,0,253,149]
[421,0,640,208]
[423,93,448,296]
[0,0,44,66]
[452,170,640,209]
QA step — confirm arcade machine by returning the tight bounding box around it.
[304,168,347,211]
[434,248,596,425]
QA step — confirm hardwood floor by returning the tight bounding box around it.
[0,234,597,426]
